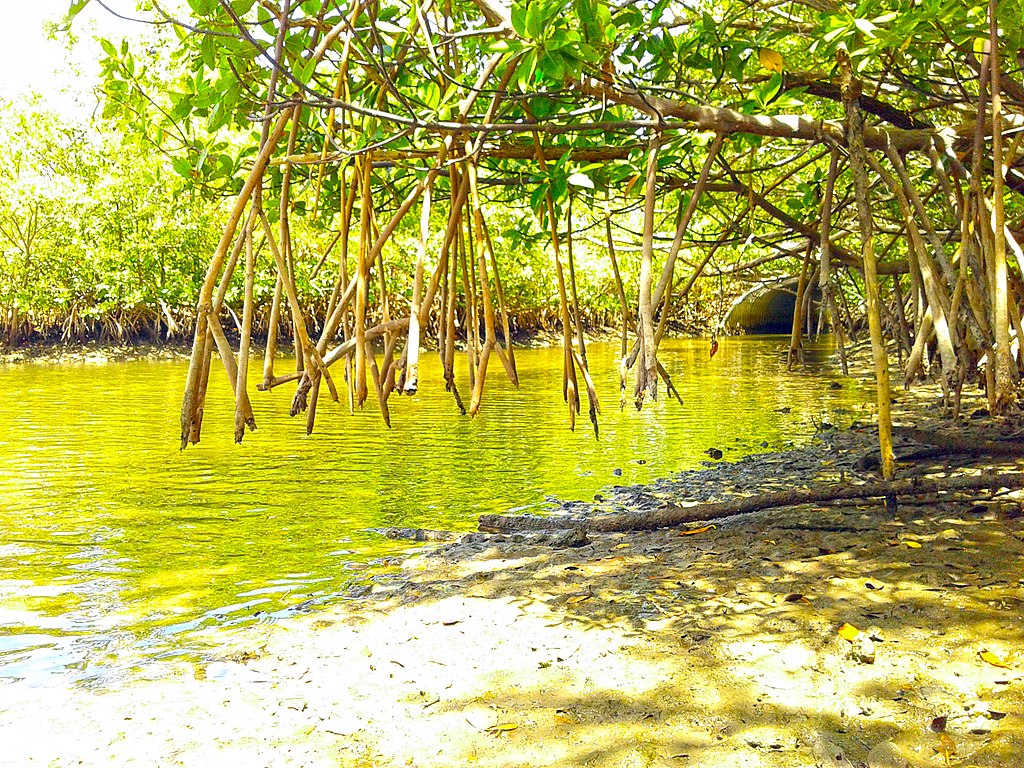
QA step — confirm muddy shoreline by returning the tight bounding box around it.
[3,380,1023,767]
[0,325,631,366]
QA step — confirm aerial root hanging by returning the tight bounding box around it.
[172,0,1022,462]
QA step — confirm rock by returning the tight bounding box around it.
[851,633,876,664]
[549,527,590,548]
[866,740,909,768]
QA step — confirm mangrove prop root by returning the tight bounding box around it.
[158,0,1024,448]
[478,472,1024,533]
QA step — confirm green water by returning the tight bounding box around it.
[0,337,866,685]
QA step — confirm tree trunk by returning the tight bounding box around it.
[838,47,895,481]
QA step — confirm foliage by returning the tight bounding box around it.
[43,0,1024,433]
[0,100,223,344]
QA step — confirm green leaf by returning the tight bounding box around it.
[538,51,565,80]
[517,49,538,90]
[419,82,441,110]
[294,57,317,85]
[551,176,568,203]
[60,0,91,31]
[525,3,543,38]
[187,0,218,15]
[762,72,783,104]
[171,157,192,177]
[530,183,549,217]
[200,35,216,69]
[511,3,528,36]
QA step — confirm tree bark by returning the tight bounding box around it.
[838,47,895,481]
[990,0,1016,413]
[636,132,661,405]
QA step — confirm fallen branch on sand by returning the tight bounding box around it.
[372,526,591,548]
[892,427,1024,456]
[371,527,464,542]
[478,472,1024,533]
[857,429,1024,470]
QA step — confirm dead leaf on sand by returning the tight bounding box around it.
[484,722,519,734]
[838,623,862,642]
[979,650,1012,669]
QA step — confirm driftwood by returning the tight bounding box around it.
[893,426,1024,456]
[857,428,1024,470]
[371,527,463,542]
[372,526,590,548]
[478,472,1024,533]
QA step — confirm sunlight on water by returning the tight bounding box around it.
[0,337,867,684]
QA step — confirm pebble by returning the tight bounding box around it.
[852,634,876,664]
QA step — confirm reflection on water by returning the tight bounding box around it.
[0,336,865,684]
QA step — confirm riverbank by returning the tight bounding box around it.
[0,340,193,365]
[3,382,1023,767]
[0,325,627,366]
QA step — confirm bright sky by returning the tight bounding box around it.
[0,0,142,114]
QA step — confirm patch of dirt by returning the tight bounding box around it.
[3,392,1024,767]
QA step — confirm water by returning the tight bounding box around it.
[0,337,865,685]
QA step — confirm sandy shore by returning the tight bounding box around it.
[3,397,1024,767]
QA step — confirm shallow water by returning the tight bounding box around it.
[0,336,865,685]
